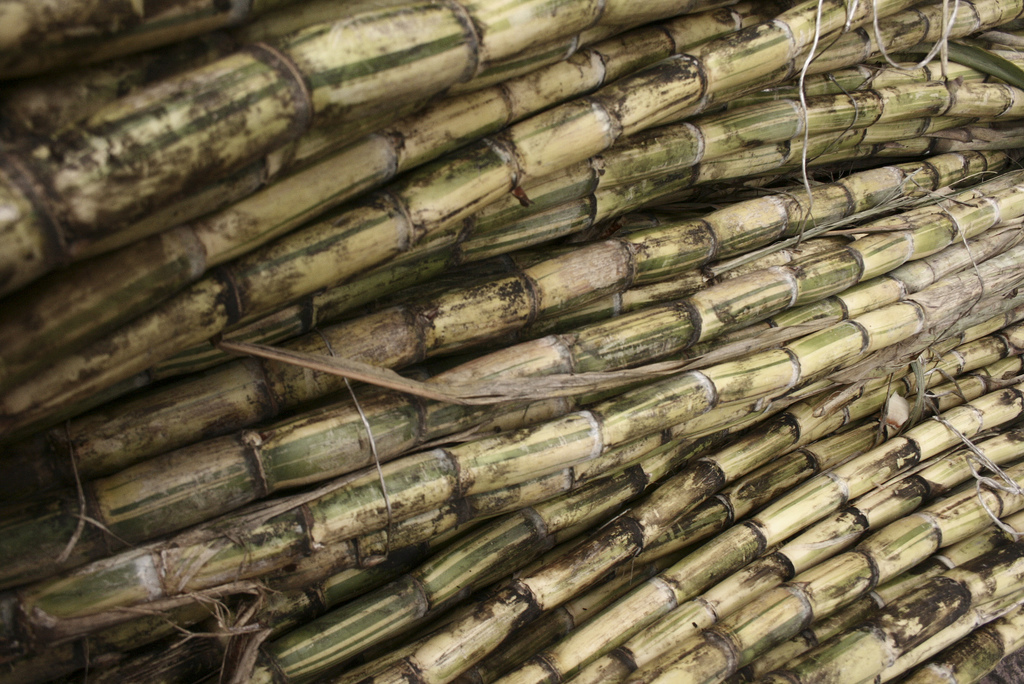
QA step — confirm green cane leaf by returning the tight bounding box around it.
[905,42,1024,89]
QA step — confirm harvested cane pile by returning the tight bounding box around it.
[10,1,1024,683]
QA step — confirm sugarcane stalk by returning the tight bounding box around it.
[85,544,686,684]
[260,3,781,176]
[460,84,1016,265]
[249,517,480,645]
[519,235,851,340]
[728,58,1011,109]
[148,249,466,381]
[523,171,1024,374]
[7,1,1024,679]
[930,119,1024,152]
[507,417,1024,684]
[0,0,957,433]
[901,596,1024,683]
[0,0,302,79]
[12,0,1003,294]
[730,510,1024,682]
[142,150,929,385]
[453,553,685,684]
[0,33,238,137]
[878,588,1024,682]
[363,235,849,340]
[264,543,444,638]
[641,419,887,561]
[819,291,1024,393]
[315,404,868,684]
[650,335,1024,562]
[753,540,1024,684]
[977,26,1024,46]
[795,0,1009,80]
[938,358,1024,409]
[10,152,1001,498]
[786,427,1024,575]
[625,455,1024,684]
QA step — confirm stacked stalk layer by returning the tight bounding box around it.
[3,0,981,435]
[0,151,1003,501]
[12,70,1016,391]
[6,166,1023,586]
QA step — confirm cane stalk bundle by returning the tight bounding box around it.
[13,0,1013,436]
[16,70,996,389]
[729,510,1024,682]
[1,183,1023,652]
[743,541,1024,684]
[0,151,1002,498]
[316,387,1024,684]
[0,0,792,296]
[0,1,781,373]
[11,2,1024,683]
[902,595,1024,683]
[595,457,1024,684]
[502,422,1024,684]
[6,174,1024,589]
